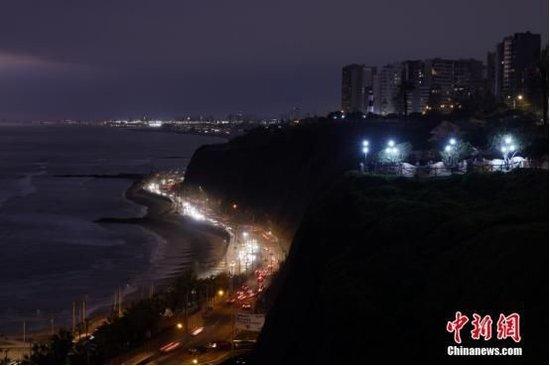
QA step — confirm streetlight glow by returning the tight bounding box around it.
[449,138,457,145]
[388,140,395,147]
[362,146,369,154]
[362,140,369,147]
[499,134,519,168]
[445,145,452,152]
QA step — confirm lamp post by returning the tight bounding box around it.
[384,140,399,162]
[383,140,400,174]
[361,140,370,172]
[513,94,523,109]
[500,135,517,170]
[443,138,458,168]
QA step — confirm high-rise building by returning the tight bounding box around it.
[495,42,504,99]
[486,52,496,96]
[423,58,484,112]
[452,59,484,100]
[402,60,427,114]
[374,63,403,115]
[363,66,377,114]
[424,58,454,111]
[494,32,541,101]
[341,64,367,113]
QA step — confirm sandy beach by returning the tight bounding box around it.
[116,180,230,285]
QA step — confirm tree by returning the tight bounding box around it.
[24,329,73,364]
[440,139,473,168]
[377,142,412,164]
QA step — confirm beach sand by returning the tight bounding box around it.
[121,180,230,283]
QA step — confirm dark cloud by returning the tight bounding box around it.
[0,0,548,120]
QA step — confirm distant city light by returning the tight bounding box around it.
[182,202,206,221]
[148,120,163,128]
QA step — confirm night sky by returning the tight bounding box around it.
[0,0,548,120]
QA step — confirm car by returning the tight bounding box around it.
[206,341,232,351]
[160,341,181,352]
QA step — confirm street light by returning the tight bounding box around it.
[176,322,183,330]
[499,135,518,169]
[217,289,225,297]
[383,140,400,163]
[442,138,459,168]
[361,140,370,160]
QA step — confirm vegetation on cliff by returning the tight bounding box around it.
[252,169,548,363]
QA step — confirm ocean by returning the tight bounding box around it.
[0,124,224,335]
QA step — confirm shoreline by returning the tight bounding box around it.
[2,179,229,352]
[106,179,230,287]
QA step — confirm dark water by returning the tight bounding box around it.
[0,124,223,335]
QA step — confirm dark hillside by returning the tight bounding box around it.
[183,119,438,243]
[252,169,548,364]
[182,117,547,245]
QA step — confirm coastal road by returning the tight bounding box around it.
[126,304,235,365]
